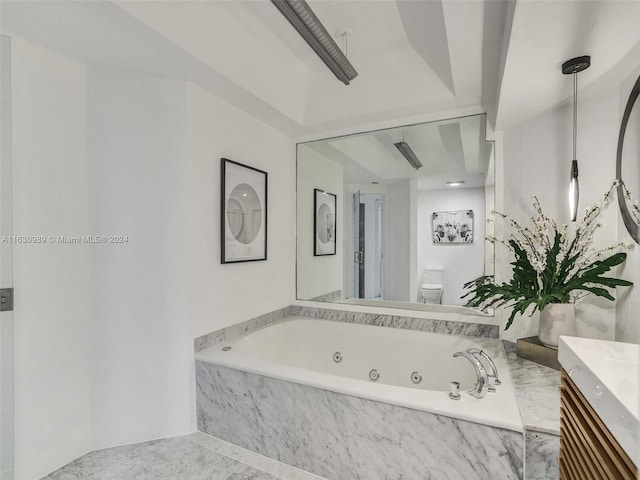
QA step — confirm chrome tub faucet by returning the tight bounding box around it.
[466,348,500,392]
[452,351,489,398]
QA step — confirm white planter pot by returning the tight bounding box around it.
[538,303,576,349]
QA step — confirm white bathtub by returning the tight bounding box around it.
[196,317,523,433]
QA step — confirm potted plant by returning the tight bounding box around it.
[462,181,634,348]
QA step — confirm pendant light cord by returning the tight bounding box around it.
[573,72,578,161]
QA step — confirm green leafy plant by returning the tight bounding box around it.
[463,181,633,329]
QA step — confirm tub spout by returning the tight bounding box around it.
[466,348,500,391]
[452,351,488,399]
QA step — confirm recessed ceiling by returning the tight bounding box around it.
[301,114,493,190]
[1,1,639,136]
[0,0,506,136]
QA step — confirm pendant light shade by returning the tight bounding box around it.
[394,141,423,170]
[562,55,590,222]
[569,160,579,222]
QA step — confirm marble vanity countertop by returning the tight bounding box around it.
[558,336,639,466]
[502,341,561,435]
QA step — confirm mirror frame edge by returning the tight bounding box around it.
[294,112,498,317]
[616,74,640,244]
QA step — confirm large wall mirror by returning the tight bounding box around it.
[617,74,640,243]
[296,114,494,315]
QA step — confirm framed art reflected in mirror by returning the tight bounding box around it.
[432,210,474,244]
[221,158,268,263]
[314,189,337,256]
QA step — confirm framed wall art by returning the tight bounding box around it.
[221,158,267,263]
[314,189,337,256]
[432,210,474,244]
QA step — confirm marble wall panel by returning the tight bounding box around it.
[196,361,297,466]
[289,305,499,338]
[194,307,292,352]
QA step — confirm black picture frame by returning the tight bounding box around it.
[314,189,337,256]
[221,158,268,263]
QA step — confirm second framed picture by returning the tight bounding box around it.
[314,189,337,256]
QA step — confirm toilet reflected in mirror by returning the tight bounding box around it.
[421,269,444,304]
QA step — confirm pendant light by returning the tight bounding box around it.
[271,0,358,85]
[562,55,590,222]
[394,131,422,170]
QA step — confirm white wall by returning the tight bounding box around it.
[187,83,296,338]
[0,34,14,480]
[499,84,635,342]
[9,33,298,479]
[386,179,416,302]
[416,187,486,306]
[11,35,92,479]
[295,146,342,301]
[87,71,193,449]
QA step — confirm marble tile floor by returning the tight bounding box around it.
[40,433,327,480]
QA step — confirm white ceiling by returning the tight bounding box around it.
[301,114,493,191]
[1,0,639,137]
[496,0,640,130]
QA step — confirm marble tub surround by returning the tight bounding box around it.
[197,318,522,432]
[194,306,292,352]
[40,433,325,480]
[196,361,524,480]
[308,289,341,302]
[558,336,639,466]
[524,431,560,480]
[289,304,499,338]
[331,297,493,316]
[195,302,499,355]
[503,341,561,435]
[503,341,560,480]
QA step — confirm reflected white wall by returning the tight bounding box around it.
[386,179,416,302]
[416,187,486,305]
[296,146,343,300]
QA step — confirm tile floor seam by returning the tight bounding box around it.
[40,433,327,480]
[225,460,258,480]
[186,434,282,480]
